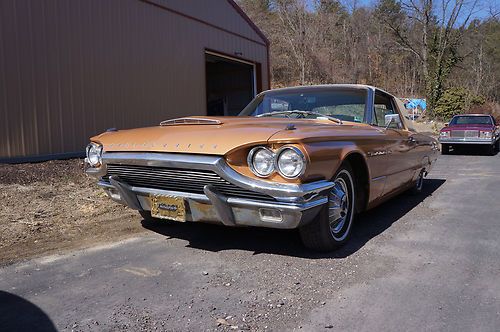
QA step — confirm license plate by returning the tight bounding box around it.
[149,194,186,221]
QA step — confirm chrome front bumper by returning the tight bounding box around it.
[439,137,497,145]
[89,152,334,229]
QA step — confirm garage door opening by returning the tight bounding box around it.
[206,52,256,116]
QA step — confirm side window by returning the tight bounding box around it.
[373,92,402,129]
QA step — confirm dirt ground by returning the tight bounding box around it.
[409,119,444,136]
[0,159,145,266]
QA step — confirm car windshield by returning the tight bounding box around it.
[450,116,492,125]
[239,89,367,123]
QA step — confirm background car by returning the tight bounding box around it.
[439,114,500,155]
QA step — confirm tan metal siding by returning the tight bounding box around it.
[153,0,265,44]
[0,0,269,160]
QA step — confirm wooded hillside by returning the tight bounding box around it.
[238,0,500,119]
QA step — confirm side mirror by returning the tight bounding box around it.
[444,123,449,127]
[385,114,402,129]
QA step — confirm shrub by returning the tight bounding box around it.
[469,102,500,123]
[432,87,485,121]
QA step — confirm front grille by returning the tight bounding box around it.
[451,130,478,138]
[104,164,275,201]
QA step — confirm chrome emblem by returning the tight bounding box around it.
[367,150,392,157]
[158,203,178,212]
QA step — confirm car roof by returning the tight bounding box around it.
[453,114,491,117]
[262,84,394,97]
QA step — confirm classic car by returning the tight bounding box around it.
[85,84,438,251]
[439,114,500,155]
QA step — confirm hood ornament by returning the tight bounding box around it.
[160,117,223,126]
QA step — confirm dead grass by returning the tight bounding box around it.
[0,159,146,266]
[409,119,445,137]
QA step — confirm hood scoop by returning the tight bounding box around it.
[160,117,223,126]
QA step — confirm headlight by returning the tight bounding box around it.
[276,146,306,179]
[440,131,450,138]
[480,131,492,139]
[248,147,275,177]
[86,142,103,167]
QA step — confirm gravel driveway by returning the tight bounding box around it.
[1,151,499,331]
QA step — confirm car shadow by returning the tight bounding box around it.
[449,145,498,156]
[0,291,57,332]
[141,179,445,259]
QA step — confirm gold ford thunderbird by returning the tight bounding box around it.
[85,84,438,251]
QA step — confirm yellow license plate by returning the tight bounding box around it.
[149,195,186,222]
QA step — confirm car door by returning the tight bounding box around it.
[371,91,416,195]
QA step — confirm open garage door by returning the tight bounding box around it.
[206,52,256,116]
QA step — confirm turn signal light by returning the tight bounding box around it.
[259,208,283,223]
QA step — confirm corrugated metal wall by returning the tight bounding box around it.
[0,0,269,160]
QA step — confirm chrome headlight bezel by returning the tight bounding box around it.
[247,147,275,177]
[86,142,103,167]
[439,131,450,138]
[275,146,307,179]
[479,130,492,139]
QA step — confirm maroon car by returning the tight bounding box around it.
[439,114,500,155]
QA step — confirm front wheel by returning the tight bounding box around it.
[441,144,450,155]
[487,144,496,156]
[299,163,356,251]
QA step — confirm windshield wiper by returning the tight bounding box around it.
[256,111,293,118]
[256,110,342,124]
[295,110,343,124]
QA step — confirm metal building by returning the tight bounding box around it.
[0,0,270,162]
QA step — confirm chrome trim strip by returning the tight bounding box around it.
[98,152,334,202]
[160,117,222,126]
[365,86,375,125]
[439,138,495,145]
[228,196,327,210]
[85,165,107,177]
[99,180,210,202]
[102,152,219,169]
[371,176,386,182]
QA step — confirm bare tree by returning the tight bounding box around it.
[238,0,499,116]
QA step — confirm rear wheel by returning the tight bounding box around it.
[409,169,425,195]
[299,163,356,252]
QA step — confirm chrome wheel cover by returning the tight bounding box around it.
[416,171,424,191]
[328,176,350,238]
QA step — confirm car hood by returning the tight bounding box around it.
[91,116,374,155]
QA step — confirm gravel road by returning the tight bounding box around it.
[1,151,499,331]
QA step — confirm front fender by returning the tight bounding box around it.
[301,141,370,181]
